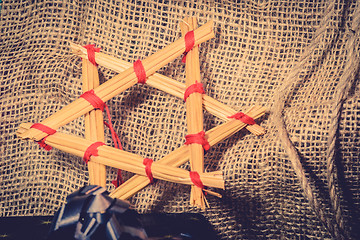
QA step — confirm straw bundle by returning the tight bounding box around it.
[180,17,207,208]
[17,123,224,189]
[82,58,106,187]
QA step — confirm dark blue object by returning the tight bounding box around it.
[0,185,219,240]
[48,185,147,240]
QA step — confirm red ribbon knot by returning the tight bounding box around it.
[83,44,101,66]
[182,31,195,63]
[80,89,105,111]
[83,142,105,164]
[133,59,147,84]
[184,81,205,101]
[228,112,256,125]
[143,158,154,184]
[189,171,204,189]
[30,123,57,135]
[30,123,57,151]
[185,131,210,151]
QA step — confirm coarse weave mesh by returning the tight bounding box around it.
[1,0,360,239]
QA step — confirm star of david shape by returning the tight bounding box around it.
[17,19,266,208]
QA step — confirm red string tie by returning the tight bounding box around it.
[36,137,52,151]
[104,105,123,150]
[104,105,124,188]
[111,170,124,188]
[30,123,57,151]
[80,89,105,111]
[185,131,210,151]
[182,31,195,63]
[133,59,147,84]
[80,91,122,153]
[143,158,154,184]
[30,123,57,135]
[189,171,204,189]
[83,44,101,66]
[83,142,105,164]
[80,90,124,187]
[104,107,124,187]
[184,81,205,101]
[228,112,256,125]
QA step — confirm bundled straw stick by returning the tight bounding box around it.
[17,123,224,189]
[180,17,206,208]
[69,43,265,136]
[18,21,215,142]
[82,58,107,187]
[109,105,266,200]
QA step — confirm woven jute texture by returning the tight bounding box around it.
[1,0,360,239]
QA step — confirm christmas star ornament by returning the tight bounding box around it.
[16,18,266,209]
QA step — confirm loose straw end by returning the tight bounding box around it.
[204,20,214,30]
[68,41,77,50]
[69,41,87,58]
[201,171,225,189]
[16,122,35,140]
[202,20,215,38]
[245,105,268,136]
[180,18,191,29]
[203,189,223,198]
[193,20,215,43]
[205,20,215,39]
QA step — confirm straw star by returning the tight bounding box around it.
[16,19,266,208]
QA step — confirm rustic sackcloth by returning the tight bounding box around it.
[1,0,360,239]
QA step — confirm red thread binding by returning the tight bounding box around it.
[83,142,105,164]
[104,104,124,188]
[80,89,105,111]
[30,123,57,151]
[185,131,210,151]
[81,92,123,187]
[182,31,195,63]
[184,81,205,101]
[133,59,147,84]
[37,137,52,151]
[83,44,101,66]
[105,116,124,187]
[189,171,204,189]
[228,112,256,125]
[143,158,154,184]
[30,123,57,135]
[104,105,123,150]
[111,170,124,188]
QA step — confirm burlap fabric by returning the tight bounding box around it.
[1,0,360,239]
